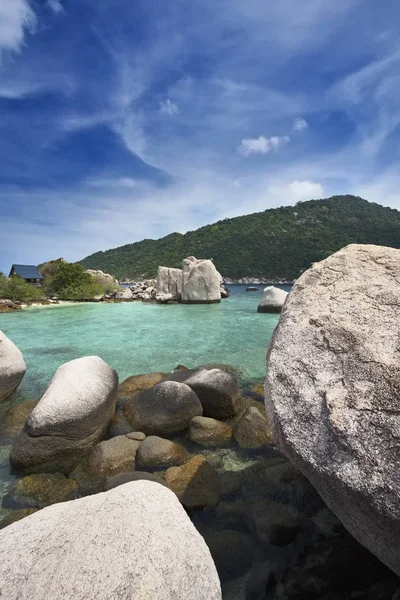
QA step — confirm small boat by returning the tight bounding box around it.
[245,286,259,291]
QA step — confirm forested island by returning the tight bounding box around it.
[78,196,400,280]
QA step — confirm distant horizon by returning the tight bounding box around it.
[2,1,400,272]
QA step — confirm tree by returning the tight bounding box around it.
[44,262,103,300]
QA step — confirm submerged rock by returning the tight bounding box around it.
[0,481,222,600]
[234,406,273,449]
[105,470,166,490]
[257,286,288,313]
[117,371,166,401]
[189,416,232,447]
[0,331,27,402]
[203,529,254,583]
[10,356,118,474]
[123,380,202,436]
[136,436,189,470]
[266,244,400,576]
[4,473,78,510]
[0,508,38,530]
[165,454,220,509]
[181,257,222,303]
[1,399,39,437]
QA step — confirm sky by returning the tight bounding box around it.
[1,0,400,272]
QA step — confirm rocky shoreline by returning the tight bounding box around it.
[0,243,399,599]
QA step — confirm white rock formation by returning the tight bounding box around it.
[0,331,26,402]
[156,266,183,301]
[10,356,118,473]
[181,257,221,303]
[85,269,118,287]
[265,244,400,576]
[115,288,133,300]
[0,481,222,600]
[257,286,288,313]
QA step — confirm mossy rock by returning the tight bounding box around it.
[4,473,78,510]
[117,372,166,402]
[0,508,38,529]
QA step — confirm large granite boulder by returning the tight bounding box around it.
[10,356,118,474]
[156,266,183,301]
[0,331,27,402]
[181,256,221,303]
[257,286,288,313]
[123,380,203,436]
[0,481,222,600]
[265,244,400,576]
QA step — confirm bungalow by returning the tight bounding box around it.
[9,265,44,287]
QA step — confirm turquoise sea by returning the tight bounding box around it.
[0,285,284,518]
[0,285,288,402]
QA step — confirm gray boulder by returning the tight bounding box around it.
[265,244,400,576]
[156,266,183,301]
[257,286,288,313]
[166,368,241,418]
[0,330,26,402]
[189,416,232,447]
[123,380,203,436]
[87,434,141,477]
[10,356,118,474]
[136,436,189,470]
[0,481,222,600]
[181,256,221,303]
[115,288,133,300]
[233,406,273,449]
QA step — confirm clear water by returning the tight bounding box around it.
[0,285,287,401]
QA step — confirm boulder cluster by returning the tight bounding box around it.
[0,344,276,598]
[115,256,229,304]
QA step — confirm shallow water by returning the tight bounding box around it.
[0,285,286,401]
[0,284,396,598]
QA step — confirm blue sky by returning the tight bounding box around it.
[1,0,400,272]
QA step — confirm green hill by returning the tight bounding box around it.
[78,195,400,280]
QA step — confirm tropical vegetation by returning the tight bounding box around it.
[78,196,400,280]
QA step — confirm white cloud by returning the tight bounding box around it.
[237,135,289,156]
[0,0,36,52]
[47,0,64,14]
[159,98,180,116]
[288,180,324,200]
[293,117,308,131]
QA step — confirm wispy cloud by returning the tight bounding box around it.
[159,99,179,116]
[1,0,400,271]
[0,0,36,53]
[237,135,290,156]
[47,0,64,14]
[293,117,308,132]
